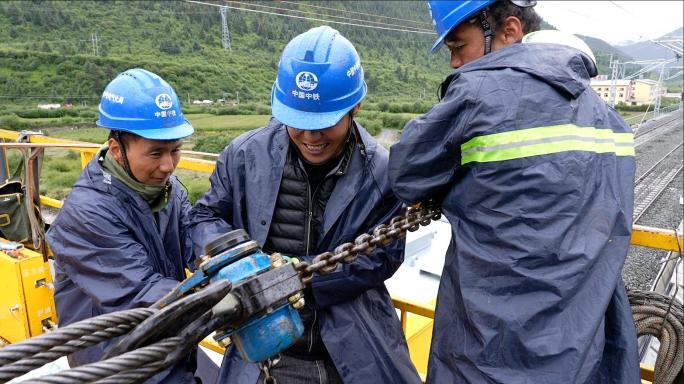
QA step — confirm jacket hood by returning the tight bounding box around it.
[456,42,597,99]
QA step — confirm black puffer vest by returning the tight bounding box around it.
[263,128,355,360]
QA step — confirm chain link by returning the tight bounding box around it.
[259,354,281,384]
[294,204,442,284]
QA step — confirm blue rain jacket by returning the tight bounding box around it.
[48,149,195,383]
[389,43,639,384]
[189,120,420,384]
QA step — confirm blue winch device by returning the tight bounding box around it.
[155,229,305,362]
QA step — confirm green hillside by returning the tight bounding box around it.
[0,1,660,203]
[0,1,634,106]
[0,0,449,106]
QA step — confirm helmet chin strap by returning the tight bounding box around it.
[479,8,493,55]
[114,131,141,183]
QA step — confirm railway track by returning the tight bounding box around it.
[634,112,682,148]
[633,142,683,223]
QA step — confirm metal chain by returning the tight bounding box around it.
[294,204,442,284]
[259,353,281,384]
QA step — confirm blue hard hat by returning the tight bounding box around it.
[96,68,194,140]
[427,0,495,53]
[271,26,367,130]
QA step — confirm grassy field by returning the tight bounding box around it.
[188,114,271,132]
[41,114,272,144]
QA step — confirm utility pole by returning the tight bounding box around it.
[608,54,619,107]
[91,33,99,56]
[236,91,239,104]
[653,63,665,116]
[220,6,231,50]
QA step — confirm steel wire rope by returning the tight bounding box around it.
[627,228,684,384]
[221,0,434,33]
[104,280,232,359]
[278,0,434,27]
[629,287,684,384]
[185,0,435,35]
[5,288,235,383]
[89,306,235,384]
[22,337,182,384]
[0,308,156,382]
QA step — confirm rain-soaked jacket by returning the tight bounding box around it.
[189,120,420,384]
[389,43,639,383]
[48,149,195,384]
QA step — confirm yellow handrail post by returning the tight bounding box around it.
[400,309,407,334]
[80,152,94,169]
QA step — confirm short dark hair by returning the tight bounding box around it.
[108,130,137,149]
[488,0,542,35]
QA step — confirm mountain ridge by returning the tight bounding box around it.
[0,1,641,105]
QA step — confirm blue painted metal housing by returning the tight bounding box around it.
[232,304,305,362]
[210,250,271,284]
[208,240,304,362]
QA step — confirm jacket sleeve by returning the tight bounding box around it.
[388,74,479,205]
[188,146,236,257]
[176,183,197,269]
[308,182,406,309]
[49,203,180,312]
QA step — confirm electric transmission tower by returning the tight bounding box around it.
[652,38,683,59]
[220,6,231,50]
[91,33,99,56]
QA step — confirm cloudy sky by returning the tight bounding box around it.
[534,1,683,45]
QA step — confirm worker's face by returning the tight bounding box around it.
[287,105,360,165]
[444,16,523,69]
[109,135,182,185]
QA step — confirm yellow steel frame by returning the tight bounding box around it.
[2,128,677,381]
[0,245,57,344]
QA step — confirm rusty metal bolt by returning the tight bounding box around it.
[270,252,286,268]
[216,335,232,348]
[292,297,306,309]
[195,255,212,270]
[288,292,303,304]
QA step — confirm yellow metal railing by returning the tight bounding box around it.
[2,128,675,381]
[2,129,681,252]
[0,128,215,209]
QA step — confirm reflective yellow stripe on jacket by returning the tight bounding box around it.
[461,124,635,165]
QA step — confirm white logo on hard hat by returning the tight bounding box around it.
[295,72,318,91]
[155,93,173,110]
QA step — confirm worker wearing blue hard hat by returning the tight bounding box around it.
[389,1,639,383]
[190,26,420,384]
[48,68,201,383]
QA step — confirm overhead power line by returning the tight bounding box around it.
[664,70,683,81]
[224,0,433,33]
[185,0,435,35]
[608,1,683,58]
[277,0,434,27]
